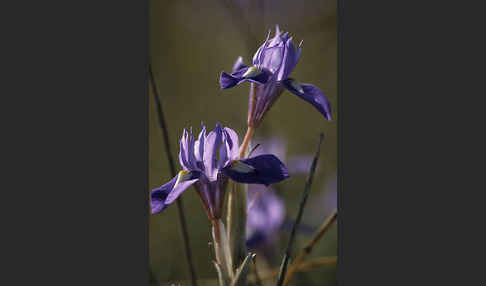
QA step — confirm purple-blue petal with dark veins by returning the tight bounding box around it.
[283,79,332,120]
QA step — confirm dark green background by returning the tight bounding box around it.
[150,0,337,284]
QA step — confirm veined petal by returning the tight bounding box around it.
[219,66,270,90]
[253,29,272,66]
[232,56,247,73]
[203,124,223,179]
[276,37,297,81]
[165,170,200,205]
[151,176,177,214]
[260,46,285,74]
[296,40,303,65]
[221,154,289,186]
[223,127,239,160]
[218,137,228,169]
[195,124,206,162]
[178,129,190,169]
[187,128,198,169]
[283,79,332,120]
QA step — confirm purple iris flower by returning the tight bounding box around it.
[220,25,332,127]
[150,123,290,220]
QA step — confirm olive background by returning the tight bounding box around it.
[150,0,337,285]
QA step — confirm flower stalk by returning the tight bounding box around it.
[212,219,234,286]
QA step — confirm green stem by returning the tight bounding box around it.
[212,219,233,286]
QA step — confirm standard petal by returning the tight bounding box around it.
[276,37,297,81]
[150,176,177,214]
[187,128,198,170]
[253,29,272,66]
[260,45,285,74]
[178,129,190,169]
[203,124,223,179]
[296,40,303,65]
[232,56,247,73]
[221,154,289,186]
[283,79,332,120]
[195,124,206,162]
[223,127,239,160]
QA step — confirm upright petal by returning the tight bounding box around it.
[178,129,190,169]
[187,128,198,170]
[260,45,285,74]
[296,40,303,65]
[218,136,228,169]
[223,127,239,161]
[221,154,289,186]
[195,124,206,162]
[283,79,332,120]
[276,37,297,81]
[203,124,223,179]
[253,29,272,66]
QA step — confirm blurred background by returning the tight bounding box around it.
[150,0,337,285]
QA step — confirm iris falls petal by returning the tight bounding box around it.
[284,79,332,120]
[150,171,200,214]
[222,154,289,186]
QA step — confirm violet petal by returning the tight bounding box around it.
[222,154,289,186]
[284,79,332,120]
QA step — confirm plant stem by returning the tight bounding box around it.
[251,257,263,286]
[276,133,325,286]
[283,209,337,285]
[149,63,198,286]
[212,219,233,285]
[239,126,255,158]
[226,181,248,278]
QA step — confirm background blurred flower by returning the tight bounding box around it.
[245,136,316,262]
[246,185,285,250]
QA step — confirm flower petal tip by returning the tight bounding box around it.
[219,71,238,89]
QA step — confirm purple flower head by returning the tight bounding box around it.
[220,25,332,127]
[150,123,290,220]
